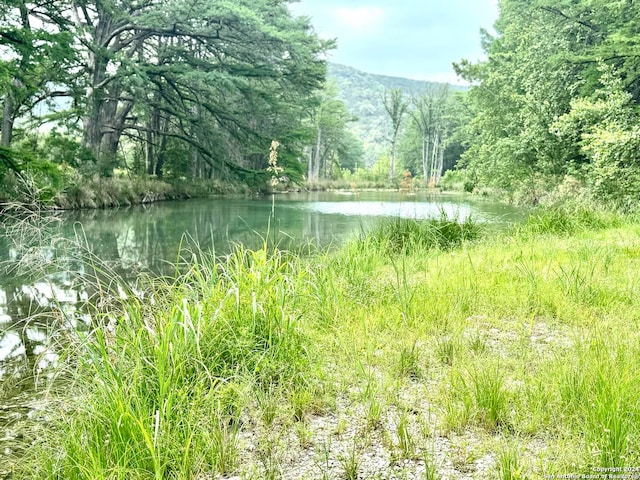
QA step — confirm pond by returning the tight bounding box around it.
[0,191,522,465]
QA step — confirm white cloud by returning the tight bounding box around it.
[335,6,384,31]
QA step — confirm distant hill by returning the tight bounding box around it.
[327,63,466,166]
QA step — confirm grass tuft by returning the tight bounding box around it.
[516,206,622,237]
[17,244,317,478]
[362,213,481,254]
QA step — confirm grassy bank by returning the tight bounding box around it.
[53,176,253,209]
[7,209,640,479]
[0,173,253,211]
[304,178,401,191]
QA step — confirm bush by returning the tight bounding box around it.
[440,169,475,192]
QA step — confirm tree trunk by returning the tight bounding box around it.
[429,132,440,187]
[307,147,313,181]
[435,141,445,185]
[421,134,430,183]
[312,125,321,181]
[146,107,160,175]
[145,126,154,175]
[390,140,396,180]
[1,92,15,147]
[82,9,132,176]
[155,133,167,177]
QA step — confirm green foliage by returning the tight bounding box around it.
[383,88,409,179]
[0,145,19,179]
[439,169,475,192]
[496,446,526,480]
[404,86,452,185]
[328,63,464,168]
[455,0,640,206]
[19,245,316,478]
[10,208,640,476]
[552,64,640,209]
[0,0,331,187]
[39,131,95,169]
[517,206,622,237]
[306,81,363,181]
[363,214,481,254]
[0,141,74,203]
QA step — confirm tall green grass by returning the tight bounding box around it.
[54,176,250,209]
[9,212,640,477]
[19,245,318,479]
[361,213,481,254]
[516,205,623,236]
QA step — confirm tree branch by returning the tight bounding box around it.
[539,6,599,32]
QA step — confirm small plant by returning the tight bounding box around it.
[256,384,280,428]
[295,421,313,449]
[335,418,349,436]
[366,396,384,430]
[266,139,283,245]
[400,170,414,191]
[423,452,440,480]
[267,139,283,188]
[290,386,315,423]
[441,368,474,433]
[436,335,461,366]
[363,213,481,255]
[418,412,433,442]
[211,421,240,475]
[395,411,416,460]
[470,364,510,431]
[516,206,621,237]
[468,332,487,356]
[315,439,333,480]
[450,439,480,474]
[442,395,472,433]
[390,255,416,322]
[217,381,245,426]
[497,446,527,480]
[257,432,282,480]
[395,341,422,379]
[339,439,361,480]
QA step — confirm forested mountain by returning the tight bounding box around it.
[327,63,465,166]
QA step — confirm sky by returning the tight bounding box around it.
[288,0,500,84]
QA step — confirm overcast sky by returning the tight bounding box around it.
[289,1,500,84]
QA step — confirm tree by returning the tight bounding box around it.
[454,0,640,201]
[59,0,329,177]
[307,82,360,181]
[0,0,74,147]
[382,88,408,179]
[405,86,450,186]
[552,63,640,208]
[0,0,330,182]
